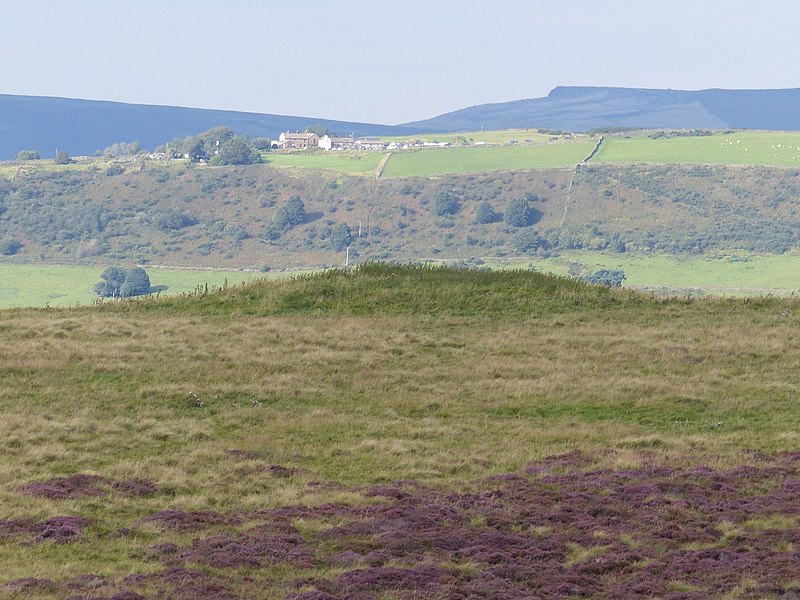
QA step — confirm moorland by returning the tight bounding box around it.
[0,265,798,599]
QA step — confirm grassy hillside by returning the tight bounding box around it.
[381,142,594,177]
[1,160,798,275]
[0,265,798,598]
[596,131,800,167]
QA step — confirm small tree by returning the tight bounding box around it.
[54,150,70,165]
[504,198,531,227]
[475,202,495,224]
[513,229,548,254]
[273,197,306,232]
[218,137,260,165]
[432,190,458,216]
[330,223,352,251]
[16,150,40,161]
[583,269,625,287]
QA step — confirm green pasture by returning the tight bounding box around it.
[484,251,800,295]
[594,131,800,167]
[379,128,581,145]
[381,142,594,177]
[0,264,261,308]
[261,151,386,174]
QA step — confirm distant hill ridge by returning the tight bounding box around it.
[1,86,800,159]
[407,86,800,133]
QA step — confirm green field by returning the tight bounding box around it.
[0,265,261,308]
[378,128,581,145]
[381,142,595,177]
[262,151,386,174]
[595,131,800,167]
[486,252,800,296]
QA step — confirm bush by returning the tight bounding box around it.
[54,150,70,165]
[156,211,197,231]
[273,197,306,232]
[432,191,458,216]
[513,229,548,254]
[16,150,40,161]
[0,239,22,255]
[504,198,532,227]
[331,223,352,251]
[475,202,495,224]
[582,269,625,287]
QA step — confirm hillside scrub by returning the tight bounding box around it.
[1,162,798,269]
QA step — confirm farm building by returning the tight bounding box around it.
[276,132,320,150]
[318,135,356,150]
[356,138,386,151]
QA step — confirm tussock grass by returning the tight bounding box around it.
[0,264,798,590]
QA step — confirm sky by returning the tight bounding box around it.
[2,0,799,124]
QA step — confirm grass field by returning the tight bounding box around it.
[378,128,582,145]
[0,265,797,597]
[595,131,800,167]
[261,151,386,174]
[381,142,594,177]
[485,251,800,296]
[0,265,261,309]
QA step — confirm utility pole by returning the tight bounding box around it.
[345,246,350,267]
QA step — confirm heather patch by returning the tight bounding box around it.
[0,515,91,545]
[141,509,227,532]
[4,454,800,598]
[19,474,159,500]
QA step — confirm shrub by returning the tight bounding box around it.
[582,269,625,287]
[273,197,306,232]
[475,202,495,224]
[513,229,548,254]
[54,150,70,165]
[432,191,458,216]
[0,239,22,255]
[504,198,532,227]
[331,223,352,252]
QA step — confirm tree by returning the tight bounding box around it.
[273,197,306,232]
[475,202,495,224]
[16,150,40,161]
[583,269,625,287]
[94,267,150,298]
[218,137,260,165]
[330,223,352,251]
[513,229,548,254]
[504,198,532,227]
[304,124,333,137]
[252,137,272,151]
[103,141,142,157]
[120,268,151,297]
[54,150,70,165]
[94,267,128,297]
[432,190,458,216]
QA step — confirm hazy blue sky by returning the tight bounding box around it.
[3,0,798,123]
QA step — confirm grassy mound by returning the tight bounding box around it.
[0,265,798,597]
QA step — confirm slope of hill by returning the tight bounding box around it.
[405,86,800,133]
[0,94,428,160]
[0,161,797,270]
